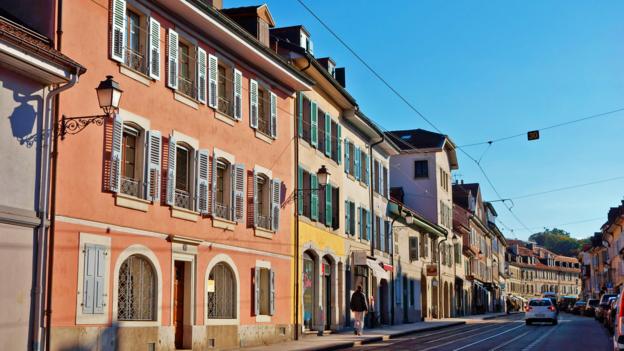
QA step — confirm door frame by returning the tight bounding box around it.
[170,252,196,349]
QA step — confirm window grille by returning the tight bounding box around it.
[118,255,155,321]
[207,263,237,319]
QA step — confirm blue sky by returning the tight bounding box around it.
[227,0,624,240]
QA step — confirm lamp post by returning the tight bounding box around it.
[60,75,123,139]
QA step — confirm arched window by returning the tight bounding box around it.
[118,255,156,321]
[207,262,236,319]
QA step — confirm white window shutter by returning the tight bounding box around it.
[209,154,217,216]
[232,164,245,222]
[166,135,177,206]
[233,69,243,120]
[249,79,258,129]
[167,29,179,89]
[145,130,162,202]
[195,150,209,214]
[252,169,258,227]
[208,54,218,108]
[109,115,123,193]
[254,267,261,316]
[93,246,106,314]
[271,178,280,231]
[270,91,277,138]
[310,101,318,147]
[148,17,161,80]
[82,244,96,314]
[110,0,126,63]
[269,269,275,316]
[197,48,207,104]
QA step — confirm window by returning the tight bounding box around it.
[124,9,148,74]
[374,216,381,251]
[331,187,340,230]
[250,81,277,138]
[117,255,156,321]
[214,159,233,220]
[318,107,326,153]
[420,235,429,259]
[253,172,281,231]
[345,200,356,235]
[373,159,380,193]
[360,149,368,185]
[330,120,339,163]
[175,144,193,209]
[257,88,269,135]
[359,207,371,241]
[177,40,196,98]
[301,96,311,144]
[414,160,428,178]
[254,267,275,316]
[120,125,142,198]
[409,237,419,261]
[207,263,236,319]
[217,64,234,116]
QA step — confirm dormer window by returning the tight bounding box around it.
[300,33,313,54]
[327,61,335,78]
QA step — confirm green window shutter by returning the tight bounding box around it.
[345,200,350,235]
[337,125,342,165]
[311,174,318,220]
[298,166,303,215]
[325,185,332,227]
[366,210,371,241]
[325,113,332,157]
[311,101,318,147]
[364,153,369,185]
[344,139,350,174]
[354,147,361,180]
[298,94,303,137]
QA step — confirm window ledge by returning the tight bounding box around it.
[215,111,237,126]
[115,193,150,212]
[205,318,240,326]
[212,217,236,231]
[174,91,199,110]
[171,206,200,222]
[119,65,152,86]
[254,130,273,144]
[254,226,274,239]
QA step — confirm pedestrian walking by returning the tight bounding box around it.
[350,286,368,336]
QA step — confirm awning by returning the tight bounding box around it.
[383,264,393,272]
[366,259,389,280]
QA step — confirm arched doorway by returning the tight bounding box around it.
[321,256,333,330]
[380,279,389,324]
[420,274,428,320]
[303,251,317,330]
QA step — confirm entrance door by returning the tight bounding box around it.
[380,279,388,324]
[174,261,185,349]
[420,275,428,320]
[303,252,315,330]
[324,272,331,329]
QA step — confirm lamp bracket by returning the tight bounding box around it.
[60,114,109,140]
[283,187,324,207]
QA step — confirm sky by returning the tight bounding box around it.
[226,0,624,240]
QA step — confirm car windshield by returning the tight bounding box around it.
[601,294,617,303]
[588,299,599,306]
[529,300,552,307]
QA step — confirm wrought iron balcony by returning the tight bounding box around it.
[256,214,272,230]
[174,190,194,211]
[214,202,231,221]
[121,176,143,198]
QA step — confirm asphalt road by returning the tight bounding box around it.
[347,313,612,351]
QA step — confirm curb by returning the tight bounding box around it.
[304,321,466,351]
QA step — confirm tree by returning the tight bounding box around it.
[528,228,589,257]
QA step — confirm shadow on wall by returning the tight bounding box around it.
[57,323,120,351]
[5,78,44,148]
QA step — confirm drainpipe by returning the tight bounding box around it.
[34,68,78,351]
[389,208,402,325]
[293,92,301,340]
[437,237,448,319]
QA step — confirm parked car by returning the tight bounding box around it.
[572,300,586,315]
[558,296,577,312]
[613,293,624,350]
[597,294,619,322]
[525,298,558,325]
[605,297,618,334]
[586,298,600,317]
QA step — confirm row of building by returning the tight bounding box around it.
[0,1,581,350]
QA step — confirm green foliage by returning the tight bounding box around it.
[528,228,590,256]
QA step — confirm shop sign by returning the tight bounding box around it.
[426,264,438,276]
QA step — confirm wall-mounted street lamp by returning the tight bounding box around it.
[285,165,331,204]
[405,212,414,225]
[61,75,123,139]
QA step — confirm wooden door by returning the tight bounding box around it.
[174,261,185,349]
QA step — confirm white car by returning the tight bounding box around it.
[525,298,558,325]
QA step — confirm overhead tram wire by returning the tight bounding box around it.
[509,175,624,200]
[295,0,533,232]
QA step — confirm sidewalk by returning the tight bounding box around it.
[244,312,516,351]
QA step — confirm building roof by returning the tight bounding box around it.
[220,4,276,27]
[386,128,458,169]
[0,14,86,75]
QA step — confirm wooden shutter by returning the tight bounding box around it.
[363,153,369,185]
[380,218,385,252]
[271,178,281,231]
[311,174,318,220]
[270,91,277,138]
[310,101,318,147]
[337,125,342,165]
[252,169,258,227]
[93,246,106,314]
[109,115,123,193]
[354,146,360,180]
[269,269,275,315]
[232,164,245,222]
[110,0,126,63]
[249,79,258,128]
[345,200,350,235]
[145,130,161,202]
[297,94,303,137]
[344,139,350,174]
[209,154,217,216]
[325,113,332,157]
[366,210,371,241]
[82,244,96,314]
[195,150,209,214]
[197,48,207,104]
[384,166,389,199]
[358,206,363,239]
[234,69,242,120]
[166,135,177,206]
[297,166,303,215]
[148,17,161,80]
[167,29,179,89]
[325,185,332,228]
[208,54,218,108]
[254,267,260,316]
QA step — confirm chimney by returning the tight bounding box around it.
[335,67,346,88]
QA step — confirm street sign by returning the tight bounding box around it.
[426,264,438,277]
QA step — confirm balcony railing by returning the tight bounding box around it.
[124,46,148,75]
[214,202,231,221]
[121,176,143,198]
[218,96,234,117]
[174,190,193,211]
[256,214,272,230]
[178,76,197,99]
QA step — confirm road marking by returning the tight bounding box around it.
[424,324,502,344]
[419,324,512,351]
[489,331,530,351]
[451,324,525,351]
[521,323,560,351]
